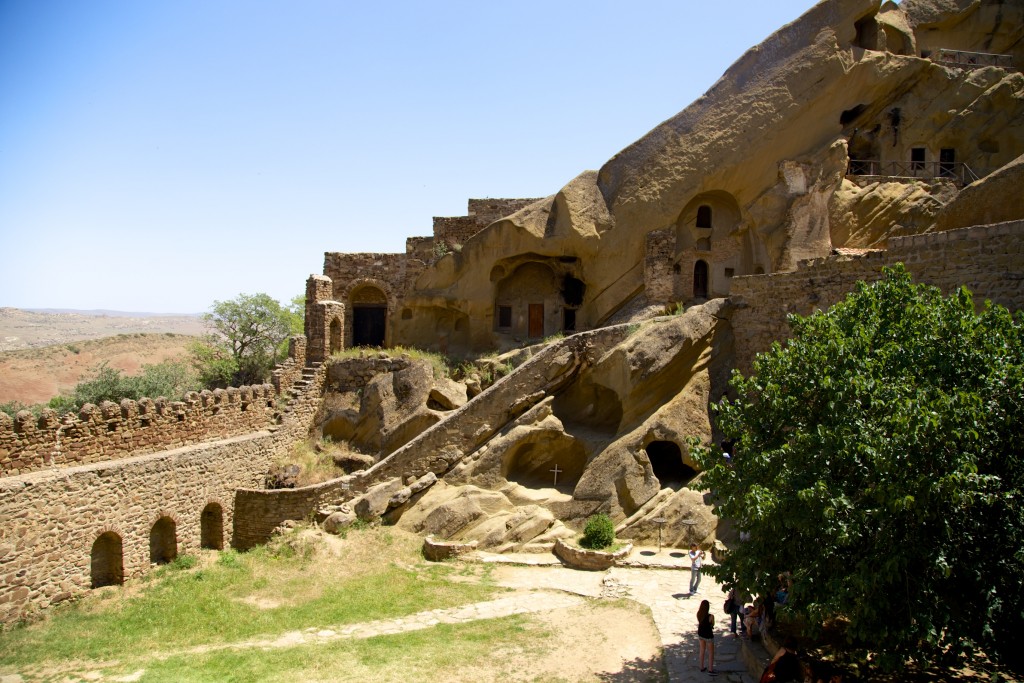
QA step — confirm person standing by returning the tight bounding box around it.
[696,599,717,675]
[689,543,705,594]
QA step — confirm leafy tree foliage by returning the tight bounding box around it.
[45,360,199,415]
[693,265,1023,672]
[191,293,293,388]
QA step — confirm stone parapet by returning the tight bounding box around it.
[0,384,277,477]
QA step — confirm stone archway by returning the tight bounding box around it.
[91,532,124,588]
[645,441,697,488]
[149,516,177,565]
[200,503,224,550]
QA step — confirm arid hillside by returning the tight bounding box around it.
[0,308,207,405]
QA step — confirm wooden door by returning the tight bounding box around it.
[528,304,544,338]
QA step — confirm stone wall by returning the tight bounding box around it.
[645,229,677,304]
[0,431,280,623]
[0,385,277,477]
[466,198,541,225]
[731,221,1024,374]
[0,353,328,624]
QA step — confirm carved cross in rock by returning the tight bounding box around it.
[550,464,562,487]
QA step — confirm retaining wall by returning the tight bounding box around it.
[731,221,1024,374]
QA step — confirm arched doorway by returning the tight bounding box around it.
[150,516,177,565]
[693,261,709,299]
[200,503,224,550]
[646,441,697,487]
[350,285,388,347]
[91,532,124,588]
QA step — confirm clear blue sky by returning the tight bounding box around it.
[0,0,815,314]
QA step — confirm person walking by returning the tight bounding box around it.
[689,543,705,594]
[696,599,717,675]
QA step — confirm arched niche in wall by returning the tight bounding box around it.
[349,283,389,348]
[494,261,559,339]
[675,191,742,250]
[329,317,343,355]
[200,503,224,550]
[432,307,471,356]
[149,516,178,565]
[501,433,587,491]
[91,531,124,588]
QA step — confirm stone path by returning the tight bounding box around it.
[479,546,757,682]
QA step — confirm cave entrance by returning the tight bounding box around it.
[200,503,224,550]
[646,441,697,488]
[149,516,178,565]
[91,532,124,589]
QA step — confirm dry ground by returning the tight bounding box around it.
[0,308,206,405]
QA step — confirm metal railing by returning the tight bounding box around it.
[846,160,980,186]
[931,48,1014,70]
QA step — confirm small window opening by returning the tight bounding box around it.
[497,305,512,328]
[724,268,735,278]
[696,205,712,229]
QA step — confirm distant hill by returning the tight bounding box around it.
[0,307,207,353]
[0,308,209,405]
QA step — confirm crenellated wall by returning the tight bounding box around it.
[730,220,1024,374]
[0,384,277,476]
[0,351,329,624]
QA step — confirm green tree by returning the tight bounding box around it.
[693,265,1023,673]
[193,293,292,388]
[45,360,199,415]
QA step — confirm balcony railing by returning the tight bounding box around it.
[931,48,1014,70]
[846,160,980,186]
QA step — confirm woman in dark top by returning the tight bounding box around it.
[696,599,716,674]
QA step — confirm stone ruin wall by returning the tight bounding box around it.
[466,198,541,224]
[0,384,278,477]
[0,352,330,624]
[0,431,281,624]
[731,220,1024,375]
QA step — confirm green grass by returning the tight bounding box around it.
[0,527,501,678]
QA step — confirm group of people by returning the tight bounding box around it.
[689,547,840,681]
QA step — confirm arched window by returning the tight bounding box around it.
[91,532,124,588]
[200,503,224,550]
[693,260,709,299]
[150,516,177,565]
[696,205,712,229]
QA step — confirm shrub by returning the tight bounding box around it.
[169,555,197,571]
[580,513,615,550]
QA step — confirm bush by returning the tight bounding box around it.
[580,513,615,550]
